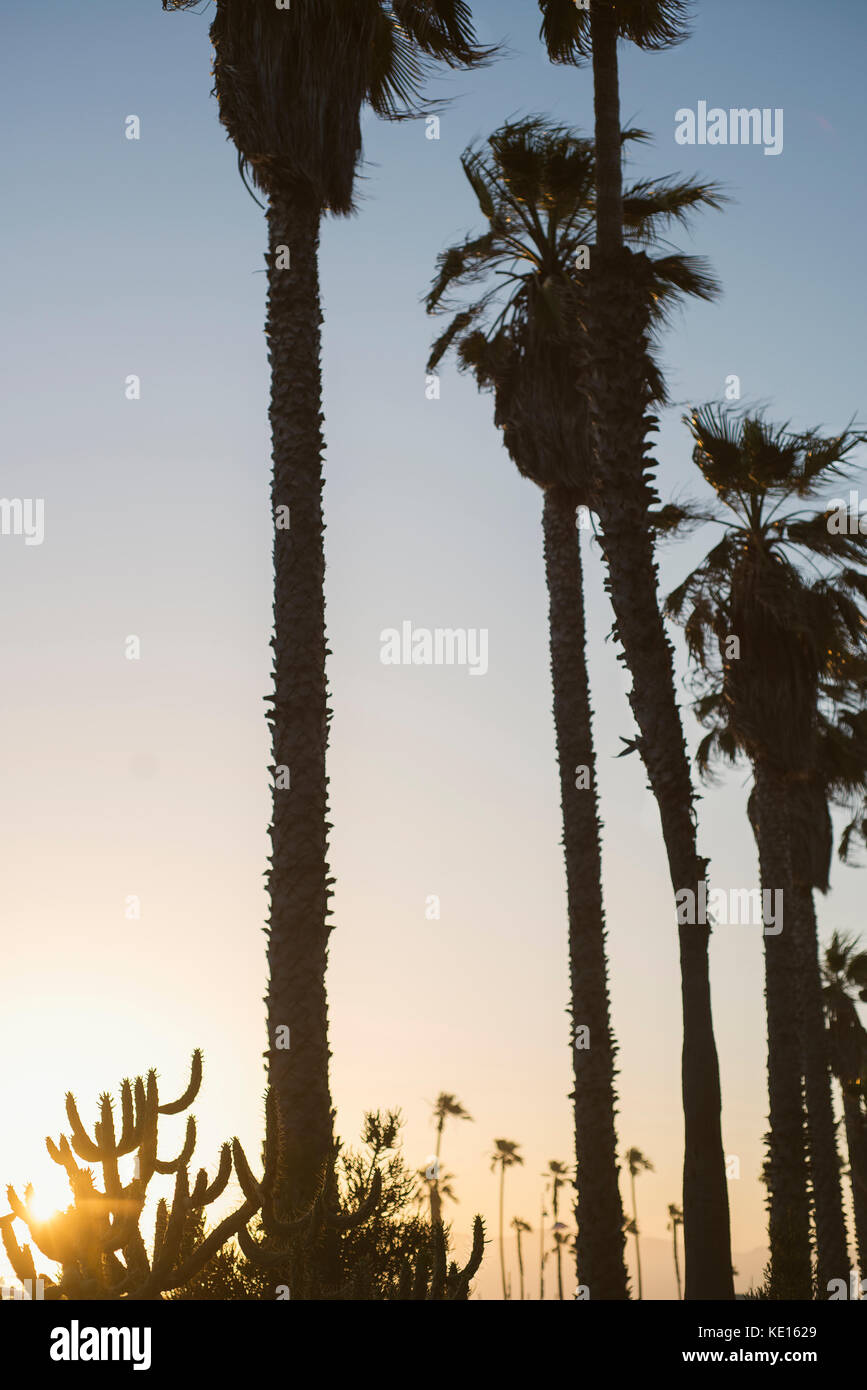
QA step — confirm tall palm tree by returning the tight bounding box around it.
[823,932,867,1273]
[163,0,495,1217]
[511,1216,532,1300]
[625,1147,654,1299]
[428,1093,473,1225]
[491,1139,524,1300]
[536,0,734,1301]
[667,1202,684,1300]
[427,116,721,1300]
[665,405,867,1296]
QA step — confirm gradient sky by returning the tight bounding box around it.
[2,0,866,1298]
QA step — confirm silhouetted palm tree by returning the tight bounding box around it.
[427,1093,473,1225]
[668,1203,684,1300]
[536,0,733,1302]
[427,115,721,1300]
[163,0,495,1216]
[625,1147,654,1299]
[666,405,867,1295]
[511,1217,532,1300]
[547,1161,571,1300]
[823,932,867,1272]
[491,1139,524,1300]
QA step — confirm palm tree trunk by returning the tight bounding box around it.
[265,187,334,1216]
[517,1231,525,1301]
[542,486,628,1300]
[790,881,850,1291]
[752,762,812,1298]
[673,1224,682,1300]
[429,1122,443,1226]
[498,1164,507,1300]
[630,1170,643,1299]
[539,1198,546,1300]
[843,1091,867,1274]
[587,3,733,1301]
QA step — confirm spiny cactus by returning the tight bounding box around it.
[388,1216,486,1301]
[232,1089,383,1298]
[0,1050,261,1300]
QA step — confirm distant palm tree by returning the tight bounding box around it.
[539,1192,548,1301]
[625,1148,654,1299]
[537,0,733,1301]
[427,1093,473,1225]
[511,1217,532,1300]
[491,1139,524,1300]
[551,1224,572,1298]
[546,1161,571,1300]
[823,932,867,1272]
[668,1203,684,1300]
[666,405,866,1295]
[163,0,495,1219]
[427,114,721,1300]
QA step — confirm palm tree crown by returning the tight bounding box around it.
[165,0,496,210]
[538,0,692,62]
[427,118,723,493]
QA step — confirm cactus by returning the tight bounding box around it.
[232,1090,383,1299]
[388,1216,486,1301]
[0,1051,261,1300]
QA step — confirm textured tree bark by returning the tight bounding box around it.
[843,1091,867,1274]
[542,486,628,1300]
[588,3,733,1300]
[790,880,850,1293]
[264,187,334,1216]
[752,762,812,1298]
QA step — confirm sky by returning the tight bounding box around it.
[1,0,865,1299]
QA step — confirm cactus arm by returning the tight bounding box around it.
[154,1116,196,1175]
[116,1079,140,1157]
[231,1138,263,1204]
[158,1050,203,1115]
[152,1199,169,1267]
[323,1168,383,1231]
[449,1215,485,1299]
[64,1093,102,1163]
[164,1195,260,1291]
[0,1214,38,1289]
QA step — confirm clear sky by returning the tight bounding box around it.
[1,0,865,1298]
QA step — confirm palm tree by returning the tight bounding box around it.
[427,116,721,1300]
[427,1093,472,1225]
[625,1147,654,1299]
[163,0,495,1217]
[539,1191,548,1300]
[666,405,867,1296]
[491,1139,524,1300]
[667,1202,684,1300]
[511,1217,532,1300]
[823,932,867,1273]
[551,1225,572,1298]
[536,0,734,1301]
[546,1161,571,1299]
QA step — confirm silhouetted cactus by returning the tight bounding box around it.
[388,1216,486,1300]
[0,1051,261,1300]
[233,1090,383,1298]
